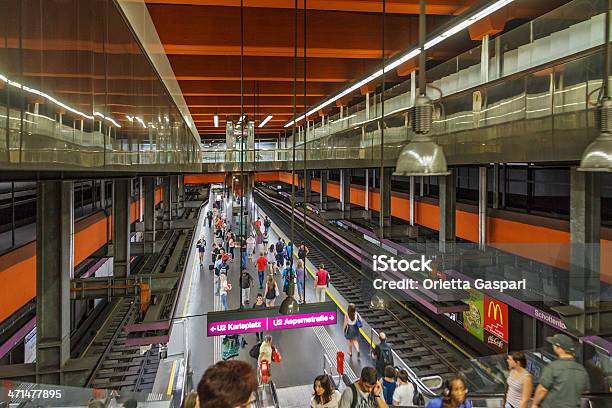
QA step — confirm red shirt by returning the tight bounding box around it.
[255,220,262,229]
[222,253,230,262]
[315,269,328,286]
[256,256,268,271]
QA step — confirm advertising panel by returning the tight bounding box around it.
[483,296,509,353]
[463,289,484,341]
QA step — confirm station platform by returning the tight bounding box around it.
[152,191,379,402]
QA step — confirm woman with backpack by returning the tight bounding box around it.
[264,276,279,307]
[343,303,362,358]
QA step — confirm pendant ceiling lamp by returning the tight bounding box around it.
[395,0,449,176]
[578,7,611,172]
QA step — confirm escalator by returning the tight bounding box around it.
[255,381,280,408]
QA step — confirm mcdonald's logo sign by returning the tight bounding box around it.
[488,301,504,324]
[484,296,508,342]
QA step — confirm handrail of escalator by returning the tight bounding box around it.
[269,381,281,408]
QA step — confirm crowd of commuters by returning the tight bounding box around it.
[190,191,591,408]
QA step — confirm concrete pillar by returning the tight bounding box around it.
[162,176,172,229]
[320,170,328,207]
[113,179,132,278]
[570,169,600,313]
[36,181,73,384]
[420,176,424,196]
[365,93,370,119]
[100,180,106,208]
[365,169,369,211]
[493,164,500,209]
[144,177,156,253]
[304,171,312,203]
[170,175,179,218]
[409,176,415,226]
[478,167,487,250]
[341,169,351,215]
[480,34,490,83]
[381,167,392,227]
[439,170,456,252]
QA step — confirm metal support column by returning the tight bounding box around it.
[365,93,370,119]
[365,169,369,211]
[144,177,156,253]
[569,169,601,323]
[439,170,456,252]
[409,176,415,226]
[178,175,185,209]
[478,167,487,250]
[162,176,172,229]
[381,167,392,227]
[113,179,132,278]
[36,181,73,385]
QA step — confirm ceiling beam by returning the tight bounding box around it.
[145,0,477,15]
[169,55,376,82]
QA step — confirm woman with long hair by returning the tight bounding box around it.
[343,303,361,358]
[311,374,341,408]
[264,275,278,307]
[197,360,257,408]
[426,375,471,408]
[504,352,533,408]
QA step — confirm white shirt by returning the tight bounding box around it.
[311,390,341,408]
[393,383,414,407]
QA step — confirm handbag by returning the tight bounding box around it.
[356,315,363,329]
[271,345,281,363]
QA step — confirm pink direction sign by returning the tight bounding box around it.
[207,317,268,336]
[206,308,337,337]
[269,311,337,330]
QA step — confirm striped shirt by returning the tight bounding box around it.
[506,370,529,408]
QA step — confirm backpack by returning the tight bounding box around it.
[276,241,283,253]
[298,247,306,259]
[264,218,271,227]
[249,342,261,359]
[380,343,394,368]
[411,380,425,406]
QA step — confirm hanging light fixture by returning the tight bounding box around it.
[394,0,449,176]
[578,7,611,172]
[213,114,219,128]
[578,98,612,172]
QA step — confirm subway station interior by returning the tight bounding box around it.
[0,0,611,407]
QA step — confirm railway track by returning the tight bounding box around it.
[255,189,477,382]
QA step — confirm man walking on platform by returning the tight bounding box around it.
[240,269,254,306]
[531,334,589,408]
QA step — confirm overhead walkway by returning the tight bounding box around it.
[202,0,610,172]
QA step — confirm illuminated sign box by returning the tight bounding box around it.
[206,302,337,337]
